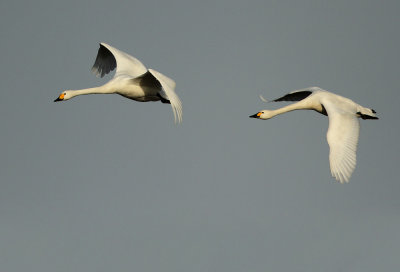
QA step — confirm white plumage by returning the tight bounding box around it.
[250,87,378,183]
[55,43,182,123]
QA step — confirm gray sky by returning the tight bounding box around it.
[1,0,399,271]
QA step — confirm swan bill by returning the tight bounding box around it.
[249,112,261,118]
[54,93,65,102]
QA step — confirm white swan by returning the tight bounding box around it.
[54,43,182,123]
[250,87,378,183]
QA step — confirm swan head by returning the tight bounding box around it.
[54,91,73,102]
[249,110,274,120]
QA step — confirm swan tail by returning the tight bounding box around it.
[357,107,378,120]
[157,93,171,104]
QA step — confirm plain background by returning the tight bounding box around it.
[1,0,399,271]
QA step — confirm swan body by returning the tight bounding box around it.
[55,43,182,123]
[250,87,378,183]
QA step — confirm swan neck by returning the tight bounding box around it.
[72,86,114,96]
[271,101,308,117]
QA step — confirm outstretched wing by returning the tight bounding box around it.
[272,90,313,102]
[148,69,183,124]
[91,43,147,78]
[263,87,324,102]
[323,100,360,183]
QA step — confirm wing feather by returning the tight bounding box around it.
[323,100,360,183]
[91,43,147,78]
[132,71,162,89]
[272,90,313,102]
[91,44,116,77]
[148,69,182,124]
[268,87,325,102]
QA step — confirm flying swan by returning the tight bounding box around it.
[54,43,182,123]
[250,87,378,183]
